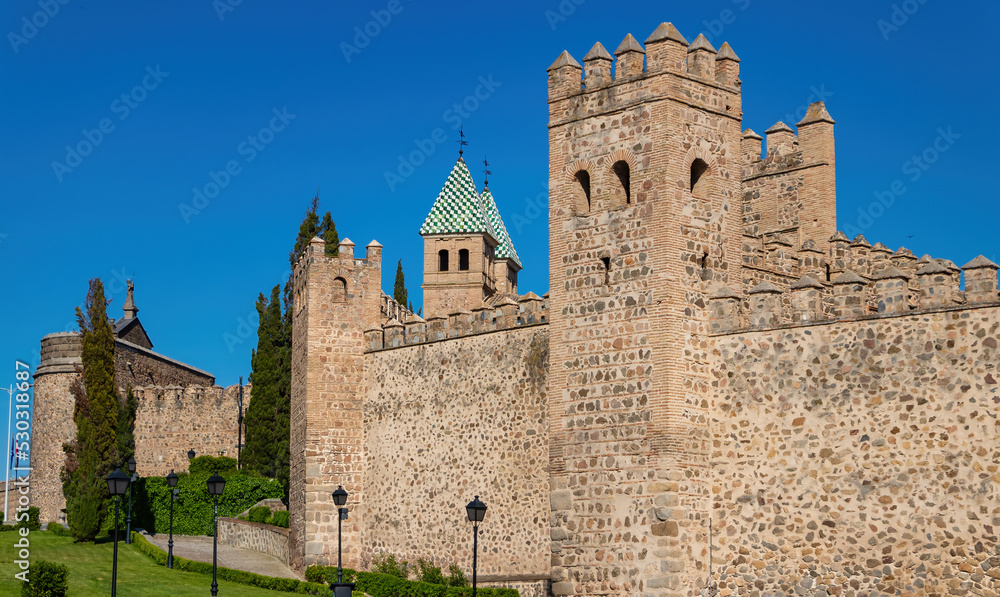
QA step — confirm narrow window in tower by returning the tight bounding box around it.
[701,252,710,281]
[459,249,470,271]
[332,277,347,303]
[601,256,611,286]
[691,159,709,196]
[439,249,449,272]
[574,170,591,212]
[825,263,831,282]
[612,161,631,204]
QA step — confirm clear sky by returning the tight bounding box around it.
[2,1,998,477]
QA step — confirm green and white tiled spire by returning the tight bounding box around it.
[481,186,522,268]
[419,158,498,242]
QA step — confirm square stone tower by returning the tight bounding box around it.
[546,24,744,596]
[289,236,382,570]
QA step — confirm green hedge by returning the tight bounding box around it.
[21,559,69,597]
[132,532,332,595]
[305,566,517,597]
[47,523,71,537]
[188,455,239,476]
[101,471,284,535]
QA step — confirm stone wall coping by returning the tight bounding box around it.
[34,362,81,377]
[710,300,1000,337]
[116,338,215,380]
[367,321,547,353]
[218,516,290,537]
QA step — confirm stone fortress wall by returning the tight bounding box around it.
[31,324,248,524]
[703,222,1000,594]
[361,325,551,580]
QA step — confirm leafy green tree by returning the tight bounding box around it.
[394,260,408,307]
[62,278,119,541]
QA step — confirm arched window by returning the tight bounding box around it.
[332,277,347,302]
[690,159,709,196]
[611,161,631,204]
[438,250,449,272]
[573,170,591,212]
[459,249,470,271]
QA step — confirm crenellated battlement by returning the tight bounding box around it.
[547,23,742,130]
[364,292,548,352]
[714,231,999,334]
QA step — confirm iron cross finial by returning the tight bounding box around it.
[457,127,468,158]
[482,156,492,187]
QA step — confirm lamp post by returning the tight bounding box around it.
[166,470,178,568]
[188,448,196,461]
[207,473,226,596]
[466,496,487,597]
[125,457,137,544]
[330,486,354,597]
[105,469,129,597]
[237,377,244,469]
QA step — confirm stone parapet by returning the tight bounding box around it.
[367,294,549,352]
[718,249,1000,333]
[217,517,290,566]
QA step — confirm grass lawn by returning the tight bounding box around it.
[0,530,299,596]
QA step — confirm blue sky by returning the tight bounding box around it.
[2,1,998,477]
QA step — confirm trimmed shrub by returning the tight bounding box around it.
[102,471,284,535]
[17,507,40,532]
[248,505,271,524]
[132,532,331,594]
[446,564,468,588]
[48,523,71,537]
[188,455,239,476]
[353,571,518,597]
[268,510,290,528]
[371,552,411,579]
[21,559,69,597]
[418,559,445,586]
[305,565,357,585]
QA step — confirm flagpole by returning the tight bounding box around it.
[3,384,13,523]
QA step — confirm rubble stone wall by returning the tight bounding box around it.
[708,305,1000,595]
[361,326,550,580]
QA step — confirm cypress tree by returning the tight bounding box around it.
[394,260,408,307]
[288,195,321,266]
[62,278,119,541]
[249,196,340,496]
[244,286,288,489]
[320,211,339,257]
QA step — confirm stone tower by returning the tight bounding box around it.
[419,157,511,318]
[546,25,744,595]
[289,235,383,570]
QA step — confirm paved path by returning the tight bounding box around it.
[143,532,301,580]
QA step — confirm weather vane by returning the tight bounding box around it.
[482,156,492,187]
[457,127,468,158]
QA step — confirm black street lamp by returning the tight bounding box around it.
[125,457,137,544]
[166,470,178,568]
[330,486,354,597]
[237,377,244,470]
[466,496,487,597]
[106,469,129,597]
[207,473,226,596]
[188,448,196,460]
